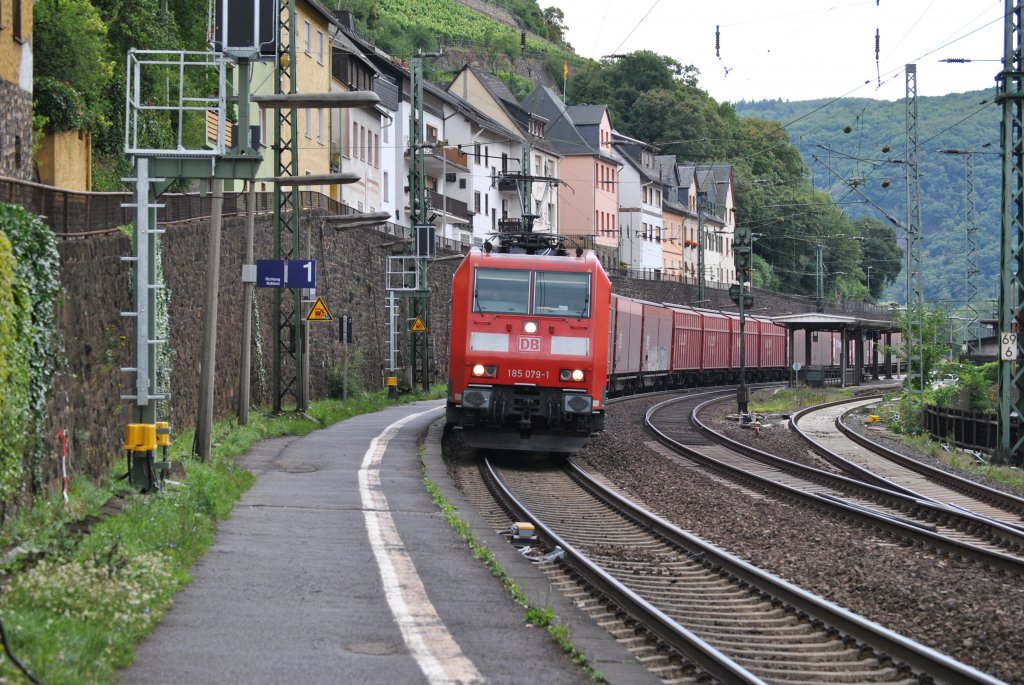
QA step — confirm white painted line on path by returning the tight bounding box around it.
[358,408,484,684]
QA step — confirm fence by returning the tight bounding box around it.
[0,176,471,254]
[922,405,1018,453]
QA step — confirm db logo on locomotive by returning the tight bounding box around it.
[518,336,541,352]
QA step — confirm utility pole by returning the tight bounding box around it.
[406,55,439,393]
[996,0,1024,464]
[733,226,753,413]
[939,148,979,356]
[904,64,925,432]
[815,243,825,313]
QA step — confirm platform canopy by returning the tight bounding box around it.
[771,312,898,334]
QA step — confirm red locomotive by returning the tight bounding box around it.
[446,234,611,452]
[446,234,899,453]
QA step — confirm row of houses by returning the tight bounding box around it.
[0,0,740,286]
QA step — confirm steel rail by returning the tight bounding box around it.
[651,395,1024,574]
[480,456,767,685]
[830,402,1024,518]
[565,460,1005,685]
[682,395,1024,564]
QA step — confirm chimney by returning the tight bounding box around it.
[334,11,355,31]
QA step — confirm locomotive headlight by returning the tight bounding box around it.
[471,364,497,378]
[523,320,539,334]
[560,369,585,382]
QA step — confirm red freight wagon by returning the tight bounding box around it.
[810,331,835,366]
[728,315,761,370]
[609,295,643,390]
[670,307,703,374]
[760,320,788,370]
[701,310,732,374]
[640,301,673,375]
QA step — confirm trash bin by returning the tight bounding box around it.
[805,365,824,388]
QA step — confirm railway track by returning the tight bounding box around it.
[481,447,1001,684]
[793,398,1024,531]
[645,394,1024,572]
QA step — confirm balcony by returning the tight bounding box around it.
[406,145,469,177]
[426,189,470,221]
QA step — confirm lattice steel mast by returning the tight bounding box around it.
[904,64,925,430]
[272,0,303,412]
[996,0,1024,463]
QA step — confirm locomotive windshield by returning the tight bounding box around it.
[473,268,591,317]
[535,272,591,318]
[474,269,531,313]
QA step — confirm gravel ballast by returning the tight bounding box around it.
[576,395,1024,684]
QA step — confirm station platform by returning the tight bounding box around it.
[120,400,657,685]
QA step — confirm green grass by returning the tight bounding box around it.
[900,433,1024,492]
[0,385,445,685]
[749,386,855,413]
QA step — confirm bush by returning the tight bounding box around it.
[34,78,89,133]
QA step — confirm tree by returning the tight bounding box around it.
[851,217,902,301]
[33,0,114,131]
[542,6,566,43]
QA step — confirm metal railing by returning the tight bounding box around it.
[923,405,1017,453]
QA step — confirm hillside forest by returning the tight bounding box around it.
[736,92,1002,313]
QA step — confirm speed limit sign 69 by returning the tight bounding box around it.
[1001,332,1019,361]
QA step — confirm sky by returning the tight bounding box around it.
[549,0,1005,103]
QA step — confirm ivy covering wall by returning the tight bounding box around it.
[0,204,61,511]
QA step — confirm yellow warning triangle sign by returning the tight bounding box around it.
[306,297,333,322]
[410,317,427,332]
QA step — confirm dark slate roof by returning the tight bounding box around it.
[520,86,597,157]
[564,104,607,126]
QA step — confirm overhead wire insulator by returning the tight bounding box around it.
[715,25,720,57]
[875,28,881,87]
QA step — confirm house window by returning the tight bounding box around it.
[14,0,24,42]
[305,109,312,138]
[317,109,324,144]
[383,171,389,202]
[501,153,508,173]
[316,30,324,64]
[351,122,358,156]
[474,192,481,213]
[359,126,366,161]
[548,202,555,225]
[484,194,489,213]
[474,144,481,164]
[534,154,541,174]
[374,133,380,167]
[303,21,311,54]
[427,124,438,143]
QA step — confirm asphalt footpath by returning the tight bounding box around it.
[120,400,657,685]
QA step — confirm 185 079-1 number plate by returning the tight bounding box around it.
[507,368,550,381]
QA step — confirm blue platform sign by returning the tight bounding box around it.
[286,260,316,288]
[256,259,285,288]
